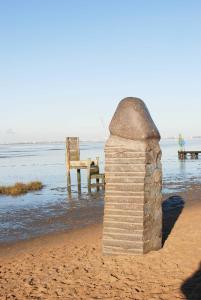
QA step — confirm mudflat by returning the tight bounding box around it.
[0,186,201,300]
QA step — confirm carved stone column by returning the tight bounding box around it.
[103,97,162,255]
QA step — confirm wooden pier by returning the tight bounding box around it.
[178,151,201,160]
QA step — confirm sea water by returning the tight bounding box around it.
[0,139,201,244]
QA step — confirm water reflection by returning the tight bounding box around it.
[179,160,186,173]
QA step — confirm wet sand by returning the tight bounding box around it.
[0,186,201,299]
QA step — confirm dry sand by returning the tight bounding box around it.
[0,187,201,300]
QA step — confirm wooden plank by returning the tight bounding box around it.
[70,160,88,168]
[91,174,105,179]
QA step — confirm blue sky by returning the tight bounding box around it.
[0,0,201,142]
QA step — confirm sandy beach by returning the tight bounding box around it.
[0,185,201,300]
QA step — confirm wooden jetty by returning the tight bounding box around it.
[66,137,105,190]
[178,151,201,160]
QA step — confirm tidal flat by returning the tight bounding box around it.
[0,139,201,244]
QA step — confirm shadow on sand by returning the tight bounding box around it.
[181,263,201,300]
[162,195,185,246]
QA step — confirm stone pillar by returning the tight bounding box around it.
[103,97,162,255]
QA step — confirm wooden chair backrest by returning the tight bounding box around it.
[66,137,80,163]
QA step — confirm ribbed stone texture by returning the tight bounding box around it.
[103,97,162,255]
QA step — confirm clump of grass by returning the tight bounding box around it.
[0,181,43,196]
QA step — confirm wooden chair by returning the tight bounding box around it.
[66,137,100,190]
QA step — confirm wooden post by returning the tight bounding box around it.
[96,178,100,191]
[87,158,91,191]
[178,151,186,160]
[66,138,71,190]
[77,169,81,187]
[78,182,81,194]
[95,156,100,191]
[67,169,71,190]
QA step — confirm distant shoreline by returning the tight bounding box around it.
[1,137,201,145]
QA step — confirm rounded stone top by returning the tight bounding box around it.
[109,97,160,140]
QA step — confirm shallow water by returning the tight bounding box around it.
[0,139,201,244]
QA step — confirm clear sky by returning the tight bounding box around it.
[0,0,201,142]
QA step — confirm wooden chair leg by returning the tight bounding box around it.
[96,178,99,191]
[77,169,81,186]
[87,158,91,191]
[67,169,71,191]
